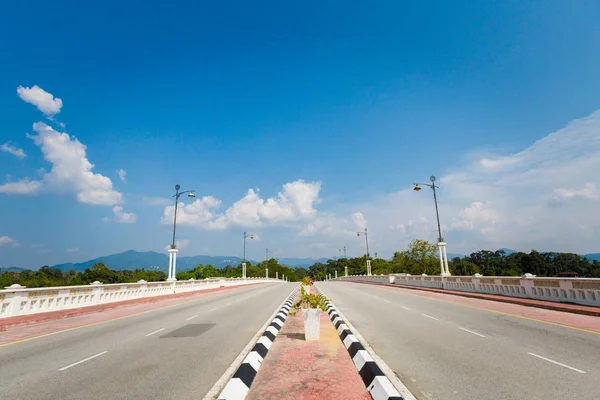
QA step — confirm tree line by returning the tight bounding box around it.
[306,239,600,279]
[1,258,307,289]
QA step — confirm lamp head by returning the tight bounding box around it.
[250,235,254,240]
[413,184,422,191]
[188,192,196,199]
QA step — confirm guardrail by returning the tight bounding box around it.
[0,277,282,319]
[337,274,600,307]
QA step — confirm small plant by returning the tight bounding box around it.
[292,288,328,313]
[301,276,314,286]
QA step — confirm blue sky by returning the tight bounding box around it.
[1,1,600,269]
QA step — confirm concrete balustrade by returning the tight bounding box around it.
[338,274,600,307]
[0,277,282,319]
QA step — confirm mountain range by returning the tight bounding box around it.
[1,249,599,273]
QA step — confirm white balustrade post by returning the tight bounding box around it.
[168,251,173,280]
[168,248,178,281]
[242,262,247,279]
[266,268,268,279]
[4,284,26,317]
[345,266,348,277]
[276,271,278,280]
[366,259,372,276]
[335,270,338,279]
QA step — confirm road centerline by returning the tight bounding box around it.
[186,315,198,321]
[58,351,108,371]
[145,328,165,337]
[458,327,486,338]
[422,314,439,321]
[527,352,586,374]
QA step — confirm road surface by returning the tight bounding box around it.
[317,281,600,400]
[0,283,291,400]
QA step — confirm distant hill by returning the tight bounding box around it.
[49,250,328,272]
[0,266,24,272]
[585,253,600,262]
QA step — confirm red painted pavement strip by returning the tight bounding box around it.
[345,280,600,333]
[247,311,371,400]
[0,284,262,345]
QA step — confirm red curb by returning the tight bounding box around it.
[343,280,600,317]
[0,283,263,331]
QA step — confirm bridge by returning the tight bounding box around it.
[0,275,598,399]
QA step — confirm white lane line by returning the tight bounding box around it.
[58,351,108,371]
[186,315,198,321]
[459,327,486,338]
[145,328,165,337]
[384,300,391,304]
[422,314,439,321]
[527,352,586,374]
[401,306,411,310]
[208,307,218,312]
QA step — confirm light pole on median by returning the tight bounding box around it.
[168,184,195,281]
[242,232,255,279]
[413,175,450,276]
[356,228,371,276]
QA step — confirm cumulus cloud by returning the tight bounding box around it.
[162,180,322,230]
[1,143,26,159]
[0,236,19,247]
[17,85,63,117]
[24,122,122,205]
[0,178,42,195]
[352,212,367,229]
[111,205,137,223]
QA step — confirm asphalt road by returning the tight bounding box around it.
[0,283,292,400]
[317,281,600,400]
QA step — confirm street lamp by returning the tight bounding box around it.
[168,184,195,281]
[264,248,272,279]
[413,175,450,276]
[242,232,255,279]
[355,228,371,275]
[339,246,348,277]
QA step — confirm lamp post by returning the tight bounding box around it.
[339,246,348,277]
[242,232,255,279]
[265,248,272,279]
[413,175,450,276]
[168,184,195,281]
[356,228,371,275]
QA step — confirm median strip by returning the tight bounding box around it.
[314,285,413,400]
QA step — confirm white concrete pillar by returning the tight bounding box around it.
[345,266,348,277]
[242,262,247,279]
[366,259,372,276]
[438,242,450,276]
[276,271,278,280]
[335,271,338,279]
[266,268,269,279]
[168,248,179,281]
[168,252,173,280]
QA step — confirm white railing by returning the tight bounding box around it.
[0,277,282,319]
[337,274,600,307]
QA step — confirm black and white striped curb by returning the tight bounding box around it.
[217,292,297,400]
[314,287,404,400]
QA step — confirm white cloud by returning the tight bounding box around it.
[143,197,172,206]
[0,236,19,247]
[1,143,26,159]
[117,169,127,183]
[66,247,79,253]
[352,212,367,229]
[111,205,137,223]
[17,85,63,117]
[0,178,42,195]
[162,180,322,230]
[328,109,600,255]
[25,122,122,205]
[164,239,190,251]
